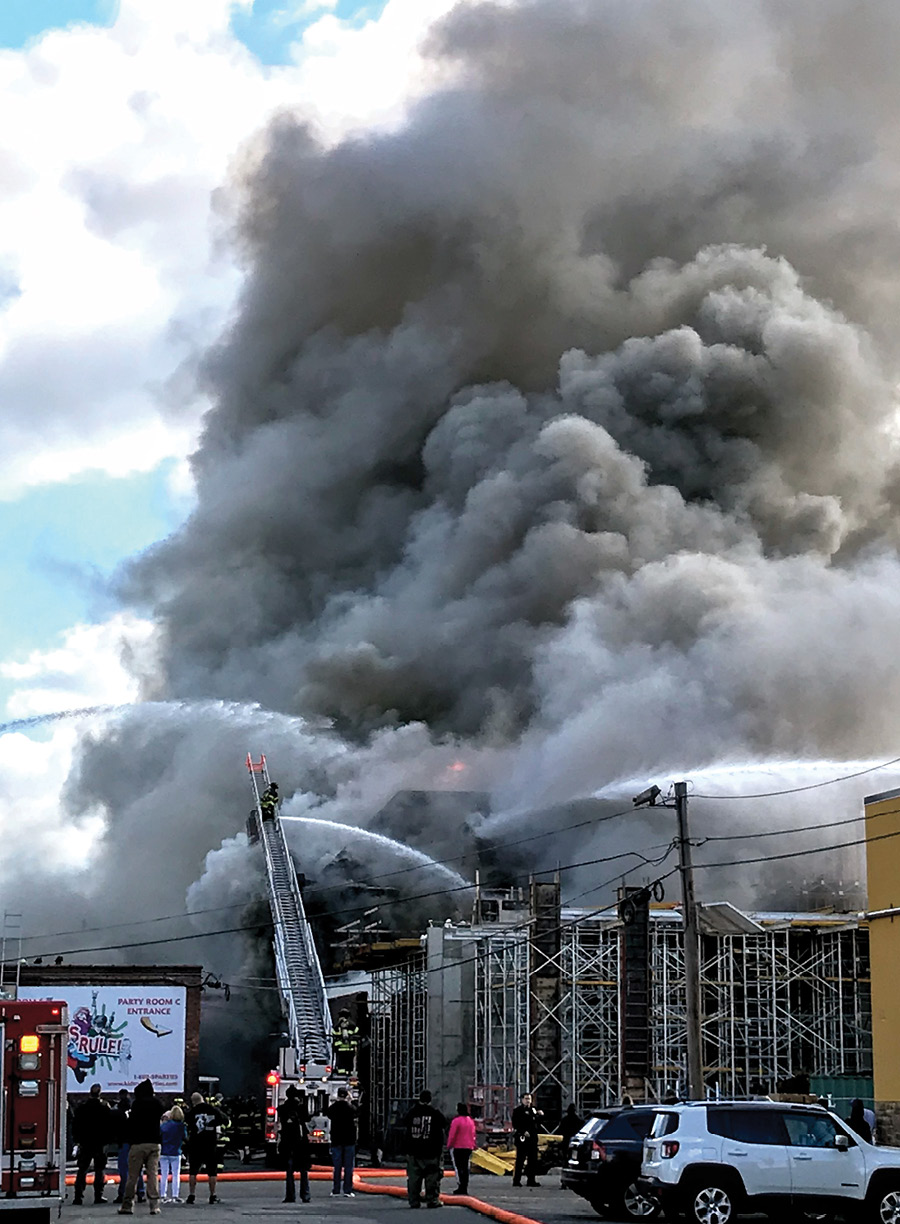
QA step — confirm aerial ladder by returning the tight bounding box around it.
[246,754,349,1156]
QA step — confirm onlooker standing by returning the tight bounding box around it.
[67,1101,77,1161]
[184,1093,229,1205]
[118,1079,164,1215]
[160,1106,186,1203]
[403,1090,447,1209]
[559,1103,583,1146]
[73,1083,112,1205]
[864,1103,878,1143]
[511,1092,543,1188]
[848,1099,873,1143]
[278,1086,312,1203]
[446,1103,476,1196]
[326,1087,358,1197]
[112,1090,143,1204]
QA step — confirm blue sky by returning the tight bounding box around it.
[0,0,397,720]
[234,0,388,64]
[0,0,444,734]
[0,1,118,49]
[0,1,388,61]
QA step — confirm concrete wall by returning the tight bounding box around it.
[425,928,475,1118]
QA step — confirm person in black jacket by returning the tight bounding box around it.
[184,1093,229,1205]
[117,1079,164,1215]
[511,1092,543,1188]
[559,1103,582,1147]
[848,1099,873,1144]
[326,1087,358,1197]
[73,1084,112,1205]
[403,1091,447,1209]
[111,1091,143,1204]
[278,1087,312,1203]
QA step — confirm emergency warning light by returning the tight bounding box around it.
[18,1034,40,1071]
[266,1071,279,1086]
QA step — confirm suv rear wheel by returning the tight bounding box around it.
[616,1181,661,1220]
[597,1179,661,1219]
[684,1179,740,1224]
[589,1185,660,1222]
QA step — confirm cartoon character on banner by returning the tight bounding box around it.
[67,992,127,1084]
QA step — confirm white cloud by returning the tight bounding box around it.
[0,0,480,892]
[1,613,158,714]
[0,0,469,499]
[0,613,159,874]
[0,724,105,872]
[280,0,339,19]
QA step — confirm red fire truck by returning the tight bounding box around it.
[0,999,68,1221]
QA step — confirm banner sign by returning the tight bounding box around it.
[19,985,186,1093]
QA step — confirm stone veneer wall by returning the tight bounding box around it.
[876,1101,900,1146]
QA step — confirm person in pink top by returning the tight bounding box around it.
[447,1103,477,1195]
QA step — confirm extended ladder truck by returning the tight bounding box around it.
[245,755,355,1164]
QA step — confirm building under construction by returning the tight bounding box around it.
[368,880,871,1142]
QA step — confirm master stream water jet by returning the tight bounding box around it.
[281,815,472,888]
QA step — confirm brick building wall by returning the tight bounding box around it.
[15,964,202,1100]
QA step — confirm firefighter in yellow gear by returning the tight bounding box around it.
[331,1011,360,1074]
[260,783,279,821]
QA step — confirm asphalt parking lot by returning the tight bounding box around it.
[59,1170,604,1224]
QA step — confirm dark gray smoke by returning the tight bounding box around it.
[23,0,900,1079]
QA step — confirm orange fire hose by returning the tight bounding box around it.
[67,1167,546,1224]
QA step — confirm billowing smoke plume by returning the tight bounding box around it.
[18,0,900,1081]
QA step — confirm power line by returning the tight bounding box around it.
[324,857,683,985]
[690,755,900,800]
[10,842,678,963]
[14,792,889,955]
[695,813,900,873]
[298,800,641,896]
[699,811,864,843]
[16,801,643,948]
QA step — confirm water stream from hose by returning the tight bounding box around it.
[281,814,472,888]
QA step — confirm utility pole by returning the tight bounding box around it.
[632,781,704,1100]
[674,781,703,1100]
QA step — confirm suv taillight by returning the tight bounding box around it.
[591,1141,606,1162]
[661,1141,680,1159]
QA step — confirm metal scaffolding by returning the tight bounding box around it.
[369,951,427,1145]
[369,906,871,1130]
[473,928,529,1095]
[580,910,870,1105]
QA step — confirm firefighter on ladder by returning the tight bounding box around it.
[331,1011,360,1074]
[260,782,279,821]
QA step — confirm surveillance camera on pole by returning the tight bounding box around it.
[632,784,662,807]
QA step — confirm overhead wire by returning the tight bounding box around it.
[13,778,893,956]
[15,801,647,948]
[689,754,900,799]
[6,840,679,963]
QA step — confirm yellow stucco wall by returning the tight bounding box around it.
[864,787,900,1102]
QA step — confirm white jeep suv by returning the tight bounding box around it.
[641,1100,900,1224]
